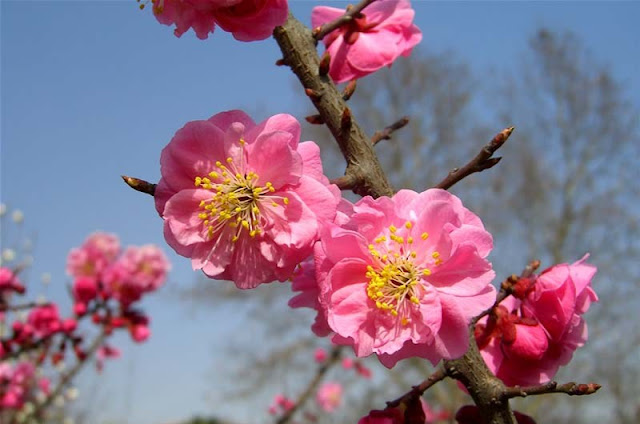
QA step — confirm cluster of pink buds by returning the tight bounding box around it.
[0,361,50,411]
[67,232,170,342]
[268,393,295,416]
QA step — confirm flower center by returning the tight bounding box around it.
[193,138,288,243]
[365,221,442,326]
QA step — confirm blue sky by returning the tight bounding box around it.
[1,1,639,423]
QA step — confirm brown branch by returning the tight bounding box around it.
[24,330,108,422]
[275,346,343,424]
[434,127,514,190]
[0,301,48,312]
[274,14,393,198]
[503,381,602,399]
[121,175,156,196]
[312,0,377,41]
[386,365,447,408]
[372,117,410,145]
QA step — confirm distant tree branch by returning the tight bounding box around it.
[434,127,514,190]
[372,117,410,145]
[311,0,378,41]
[275,346,343,424]
[0,301,48,312]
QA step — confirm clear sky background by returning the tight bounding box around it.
[1,1,639,424]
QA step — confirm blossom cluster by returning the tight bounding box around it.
[476,255,598,386]
[0,232,170,417]
[67,232,170,342]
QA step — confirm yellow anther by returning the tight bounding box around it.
[268,186,275,193]
[410,251,417,258]
[382,255,388,262]
[422,268,431,276]
[367,265,374,272]
[239,138,245,145]
[432,251,440,259]
[242,220,249,229]
[224,178,231,184]
[198,213,208,220]
[401,317,409,326]
[368,244,375,250]
[199,200,206,207]
[235,207,242,212]
[271,201,279,207]
[250,230,257,237]
[194,177,202,186]
[215,161,222,167]
[405,221,413,229]
[252,206,260,214]
[235,173,242,179]
[389,225,397,233]
[410,296,420,304]
[407,237,414,244]
[435,259,443,266]
[209,171,219,179]
[421,232,429,240]
[283,197,289,205]
[231,235,239,243]
[226,157,233,163]
[391,309,398,317]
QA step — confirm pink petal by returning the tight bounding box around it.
[293,175,339,222]
[163,189,212,246]
[247,131,302,188]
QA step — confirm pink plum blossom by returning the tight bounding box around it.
[27,304,62,338]
[312,0,422,83]
[155,110,339,289]
[66,232,120,279]
[0,267,25,295]
[316,189,496,368]
[358,399,440,424]
[150,0,288,41]
[477,255,598,386]
[0,361,37,410]
[316,382,342,412]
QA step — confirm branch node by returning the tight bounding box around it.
[305,114,325,125]
[304,88,322,101]
[342,79,357,101]
[318,52,331,77]
[341,107,352,132]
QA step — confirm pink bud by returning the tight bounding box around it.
[314,347,327,363]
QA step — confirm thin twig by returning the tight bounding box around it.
[371,117,410,145]
[434,127,514,190]
[312,0,377,41]
[0,301,48,312]
[121,175,156,196]
[472,259,541,324]
[275,346,343,424]
[386,365,447,408]
[502,381,601,399]
[24,330,108,422]
[330,174,358,191]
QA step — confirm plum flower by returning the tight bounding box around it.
[316,382,342,412]
[316,189,495,368]
[312,0,422,83]
[150,0,288,41]
[155,110,339,289]
[66,232,120,279]
[477,255,598,386]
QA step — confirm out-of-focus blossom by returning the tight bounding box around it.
[150,0,288,41]
[316,382,342,412]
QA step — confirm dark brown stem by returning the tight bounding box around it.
[444,333,517,424]
[503,381,601,399]
[273,14,394,198]
[472,259,541,324]
[371,117,410,145]
[275,346,342,424]
[0,301,48,312]
[330,175,358,191]
[386,365,447,408]
[434,127,514,190]
[312,0,377,41]
[121,175,156,196]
